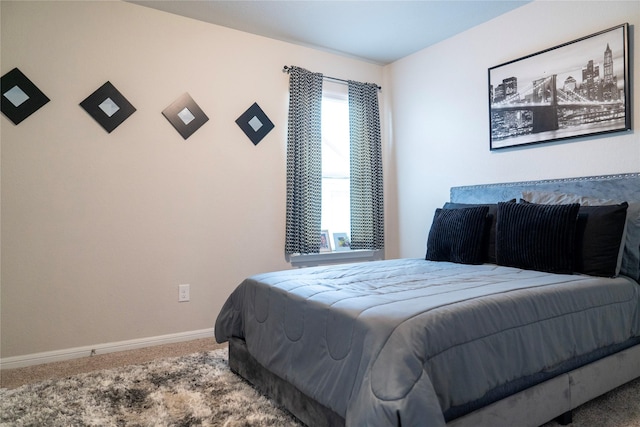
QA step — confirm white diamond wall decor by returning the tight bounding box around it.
[80,81,136,133]
[162,93,209,140]
[177,107,196,125]
[1,68,50,125]
[235,102,274,145]
[98,98,120,117]
[5,86,30,107]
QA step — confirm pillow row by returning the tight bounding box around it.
[523,190,639,280]
[426,196,630,277]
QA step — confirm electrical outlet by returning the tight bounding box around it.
[178,284,190,302]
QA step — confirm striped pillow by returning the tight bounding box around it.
[496,201,580,274]
[426,206,490,265]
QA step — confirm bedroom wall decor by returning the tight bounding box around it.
[488,23,630,150]
[235,102,275,145]
[320,230,332,252]
[333,232,351,251]
[80,81,136,133]
[1,68,50,125]
[162,92,209,140]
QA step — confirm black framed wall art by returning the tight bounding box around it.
[1,68,50,125]
[80,81,136,133]
[235,102,274,145]
[488,23,630,150]
[162,93,209,140]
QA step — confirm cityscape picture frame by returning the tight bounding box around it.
[488,23,630,150]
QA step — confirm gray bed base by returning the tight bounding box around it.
[228,173,640,427]
[230,338,640,426]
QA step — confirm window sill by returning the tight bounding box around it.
[289,249,382,268]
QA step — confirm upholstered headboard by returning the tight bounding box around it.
[450,173,640,281]
[451,173,640,205]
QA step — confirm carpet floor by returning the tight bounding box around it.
[0,347,302,427]
[1,342,639,426]
[1,338,224,390]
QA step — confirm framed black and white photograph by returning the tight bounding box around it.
[320,230,332,252]
[162,93,209,140]
[488,23,630,150]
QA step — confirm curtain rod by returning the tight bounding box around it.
[283,66,381,90]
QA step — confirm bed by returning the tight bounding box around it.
[215,173,640,427]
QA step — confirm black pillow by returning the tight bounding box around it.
[520,200,629,277]
[443,200,516,264]
[426,206,490,265]
[573,203,628,277]
[496,202,580,274]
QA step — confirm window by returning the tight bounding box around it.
[321,84,350,243]
[284,66,383,260]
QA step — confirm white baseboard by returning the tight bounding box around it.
[0,328,215,370]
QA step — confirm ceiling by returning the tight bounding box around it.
[129,1,530,65]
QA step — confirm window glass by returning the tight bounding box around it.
[321,84,350,242]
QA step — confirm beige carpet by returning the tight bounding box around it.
[1,338,225,389]
[0,346,301,427]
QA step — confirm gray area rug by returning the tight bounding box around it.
[0,348,301,427]
[1,347,638,426]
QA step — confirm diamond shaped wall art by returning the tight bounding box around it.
[80,81,136,133]
[235,102,274,145]
[1,68,50,125]
[162,93,209,140]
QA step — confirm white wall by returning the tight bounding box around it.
[0,1,384,359]
[387,1,639,258]
[3,0,636,362]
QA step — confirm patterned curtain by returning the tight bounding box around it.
[285,66,324,254]
[348,81,384,250]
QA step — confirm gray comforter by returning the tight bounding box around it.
[215,259,640,426]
